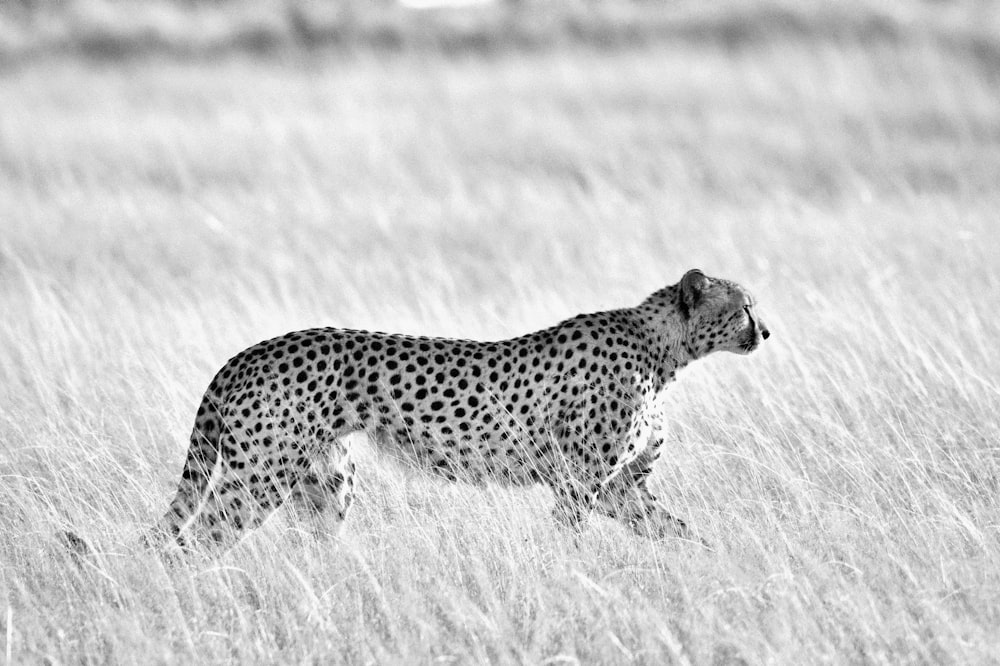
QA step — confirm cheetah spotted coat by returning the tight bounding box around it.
[155,269,769,547]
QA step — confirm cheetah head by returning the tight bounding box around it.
[679,269,770,357]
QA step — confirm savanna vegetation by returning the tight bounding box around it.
[1,1,999,663]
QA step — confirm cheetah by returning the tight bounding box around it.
[152,269,769,548]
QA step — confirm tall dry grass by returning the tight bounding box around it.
[1,2,999,663]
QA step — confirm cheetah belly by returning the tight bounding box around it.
[332,359,557,487]
[367,408,555,487]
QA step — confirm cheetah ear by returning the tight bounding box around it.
[680,269,709,314]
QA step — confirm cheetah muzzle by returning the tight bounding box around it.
[145,268,769,549]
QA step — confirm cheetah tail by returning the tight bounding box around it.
[147,394,226,546]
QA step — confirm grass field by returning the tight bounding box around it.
[2,2,1000,663]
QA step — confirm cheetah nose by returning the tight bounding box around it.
[761,326,770,340]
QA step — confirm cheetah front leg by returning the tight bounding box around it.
[597,442,707,546]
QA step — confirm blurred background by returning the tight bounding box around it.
[3,0,998,330]
[2,0,999,66]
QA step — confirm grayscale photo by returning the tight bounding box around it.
[1,0,998,663]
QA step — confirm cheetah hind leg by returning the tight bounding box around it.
[148,445,297,552]
[288,444,356,541]
[175,446,356,549]
[149,472,289,552]
[550,478,597,532]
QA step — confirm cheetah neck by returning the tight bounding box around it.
[633,291,695,374]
